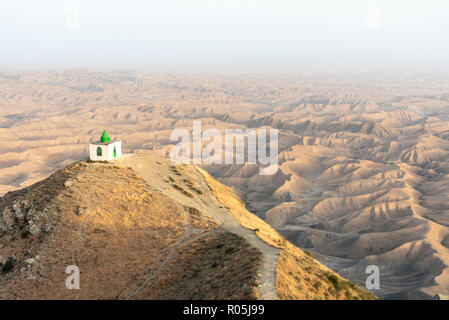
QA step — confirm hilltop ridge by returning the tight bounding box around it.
[0,154,375,300]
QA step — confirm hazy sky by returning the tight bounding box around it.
[1,0,448,71]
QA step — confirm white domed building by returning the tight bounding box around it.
[89,130,122,161]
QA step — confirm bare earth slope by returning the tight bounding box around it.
[2,69,449,298]
[0,154,374,300]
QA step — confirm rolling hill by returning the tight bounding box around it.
[0,154,375,300]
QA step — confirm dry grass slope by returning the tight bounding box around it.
[198,167,377,300]
[0,158,376,300]
[0,161,261,299]
[134,230,261,299]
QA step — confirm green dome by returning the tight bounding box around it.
[100,130,110,143]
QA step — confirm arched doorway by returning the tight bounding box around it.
[113,146,117,158]
[97,147,102,157]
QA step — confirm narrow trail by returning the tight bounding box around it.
[115,154,280,300]
[189,168,280,300]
